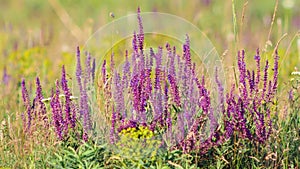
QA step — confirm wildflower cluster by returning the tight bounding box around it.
[20,7,280,155]
[21,77,49,133]
[101,7,217,153]
[220,49,279,144]
[100,8,279,154]
[21,50,95,141]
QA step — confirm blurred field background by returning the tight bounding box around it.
[0,0,299,167]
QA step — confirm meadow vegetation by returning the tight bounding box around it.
[0,0,299,168]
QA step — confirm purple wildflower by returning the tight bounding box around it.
[92,58,96,81]
[272,50,279,94]
[61,66,72,131]
[149,47,155,66]
[21,79,31,132]
[224,85,235,139]
[76,46,82,88]
[262,60,269,101]
[151,90,163,128]
[76,47,91,138]
[110,52,115,73]
[70,102,77,129]
[168,74,181,107]
[167,45,176,78]
[50,80,64,140]
[137,7,144,52]
[255,110,266,143]
[215,68,225,114]
[183,35,192,69]
[237,97,252,139]
[76,47,84,119]
[138,72,147,123]
[176,113,185,142]
[237,50,249,107]
[130,74,140,120]
[132,32,138,54]
[254,49,261,91]
[35,77,48,127]
[112,71,125,121]
[83,132,88,142]
[247,70,255,94]
[85,52,92,83]
[122,50,131,89]
[82,71,91,132]
[102,60,107,84]
[35,77,43,102]
[154,47,163,91]
[164,81,171,133]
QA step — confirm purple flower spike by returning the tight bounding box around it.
[137,7,144,52]
[35,77,48,127]
[154,48,163,91]
[92,58,96,81]
[82,75,91,133]
[215,68,225,114]
[83,132,88,142]
[132,32,138,54]
[168,74,181,107]
[113,71,125,121]
[76,47,91,137]
[50,80,64,140]
[254,49,261,90]
[61,66,72,131]
[21,79,31,132]
[76,46,82,88]
[85,52,92,83]
[70,102,77,129]
[272,50,279,94]
[122,51,131,89]
[35,77,43,102]
[183,35,192,69]
[102,60,107,84]
[164,81,172,132]
[130,74,140,117]
[262,60,269,101]
[237,50,248,107]
[110,52,115,73]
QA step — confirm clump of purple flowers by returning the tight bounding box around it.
[21,77,49,133]
[75,47,96,141]
[49,65,79,140]
[21,68,77,140]
[101,8,279,153]
[21,56,95,141]
[220,49,279,144]
[20,7,279,153]
[101,7,217,153]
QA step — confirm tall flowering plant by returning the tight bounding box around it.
[98,8,279,154]
[21,59,95,141]
[99,7,218,153]
[220,49,279,144]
